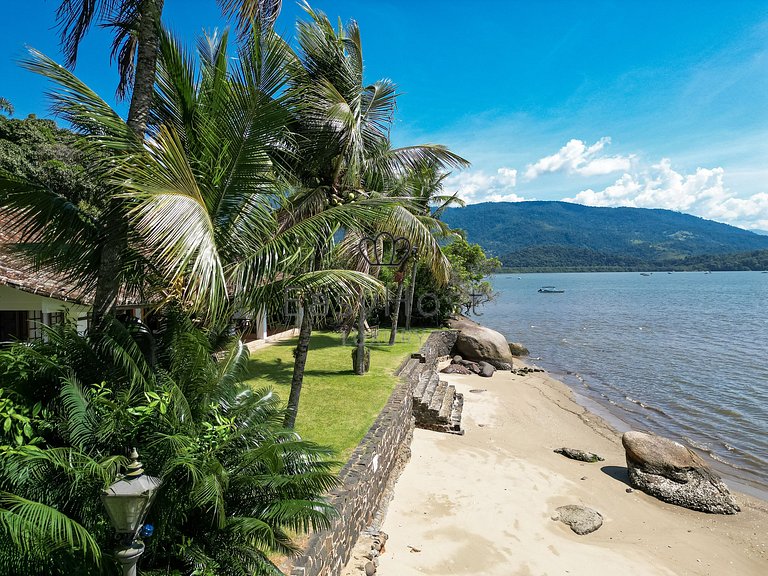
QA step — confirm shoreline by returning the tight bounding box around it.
[372,356,768,575]
[537,359,768,504]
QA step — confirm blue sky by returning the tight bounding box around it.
[3,1,768,230]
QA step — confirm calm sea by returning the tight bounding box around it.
[479,271,768,499]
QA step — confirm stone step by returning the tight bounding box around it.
[428,379,447,413]
[420,372,440,407]
[438,384,456,421]
[413,372,429,399]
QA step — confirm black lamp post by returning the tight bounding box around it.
[101,448,161,576]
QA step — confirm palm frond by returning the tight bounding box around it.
[21,48,135,145]
[0,492,101,565]
[59,374,98,449]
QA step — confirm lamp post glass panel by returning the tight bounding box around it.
[101,448,161,576]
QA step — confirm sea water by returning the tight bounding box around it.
[479,271,768,499]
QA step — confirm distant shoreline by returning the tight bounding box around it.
[498,266,768,273]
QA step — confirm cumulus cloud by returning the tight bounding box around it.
[565,159,768,230]
[524,137,633,180]
[444,167,526,204]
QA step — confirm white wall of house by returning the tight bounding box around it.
[0,284,90,330]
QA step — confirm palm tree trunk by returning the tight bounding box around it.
[126,0,164,137]
[388,280,404,345]
[91,0,164,331]
[284,301,312,429]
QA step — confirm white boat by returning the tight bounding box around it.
[538,286,565,293]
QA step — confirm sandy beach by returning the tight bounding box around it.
[373,361,767,575]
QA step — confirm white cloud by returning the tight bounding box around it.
[524,137,633,180]
[565,159,768,230]
[445,167,526,204]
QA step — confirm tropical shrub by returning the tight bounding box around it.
[0,312,338,575]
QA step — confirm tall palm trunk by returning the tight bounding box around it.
[284,302,313,429]
[91,0,164,330]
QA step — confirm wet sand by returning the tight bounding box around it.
[375,361,767,575]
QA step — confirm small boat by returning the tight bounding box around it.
[640,272,652,276]
[538,286,565,293]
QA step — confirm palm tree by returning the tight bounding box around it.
[52,0,284,328]
[279,4,468,422]
[388,160,466,337]
[0,97,13,116]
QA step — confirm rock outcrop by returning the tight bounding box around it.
[552,505,603,535]
[554,447,605,463]
[508,342,529,356]
[441,364,472,375]
[622,431,740,514]
[449,316,515,368]
[478,361,496,378]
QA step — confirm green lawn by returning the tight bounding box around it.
[244,329,430,462]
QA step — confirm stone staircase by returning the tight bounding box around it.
[412,370,464,434]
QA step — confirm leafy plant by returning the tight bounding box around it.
[0,313,338,575]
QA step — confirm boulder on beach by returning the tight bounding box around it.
[508,342,529,357]
[554,447,605,463]
[453,358,481,374]
[622,431,740,515]
[478,361,496,378]
[552,505,603,535]
[441,364,472,375]
[449,316,516,367]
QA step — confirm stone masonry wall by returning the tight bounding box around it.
[289,330,457,576]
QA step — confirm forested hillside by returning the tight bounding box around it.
[440,201,768,271]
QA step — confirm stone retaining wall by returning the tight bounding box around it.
[288,330,457,576]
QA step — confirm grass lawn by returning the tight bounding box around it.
[244,328,430,463]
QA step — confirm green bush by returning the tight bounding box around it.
[0,312,338,575]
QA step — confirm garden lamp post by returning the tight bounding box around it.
[101,448,161,576]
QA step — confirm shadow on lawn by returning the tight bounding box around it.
[264,333,341,351]
[246,334,358,386]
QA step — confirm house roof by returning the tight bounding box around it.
[0,210,93,304]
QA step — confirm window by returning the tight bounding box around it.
[0,311,28,342]
[27,310,43,341]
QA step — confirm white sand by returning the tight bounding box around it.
[375,363,767,575]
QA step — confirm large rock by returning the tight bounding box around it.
[449,316,515,367]
[508,342,529,356]
[622,431,740,514]
[477,361,496,378]
[552,505,603,535]
[453,359,481,374]
[441,364,472,375]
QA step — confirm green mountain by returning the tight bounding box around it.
[440,201,768,271]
